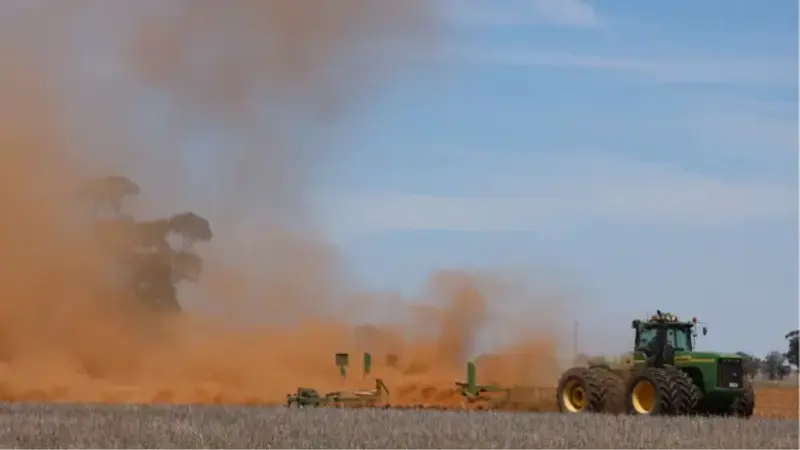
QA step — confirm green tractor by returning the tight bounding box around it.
[556,310,754,417]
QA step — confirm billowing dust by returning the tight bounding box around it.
[0,1,568,408]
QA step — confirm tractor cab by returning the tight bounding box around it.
[632,312,705,353]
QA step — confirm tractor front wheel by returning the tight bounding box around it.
[730,378,755,418]
[664,366,699,415]
[624,367,674,415]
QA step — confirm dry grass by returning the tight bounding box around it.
[0,402,797,449]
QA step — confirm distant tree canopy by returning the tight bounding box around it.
[786,330,799,367]
[77,175,141,217]
[735,352,762,379]
[761,350,791,380]
[78,175,213,312]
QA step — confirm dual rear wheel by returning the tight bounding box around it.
[625,367,755,417]
[624,366,697,415]
[556,366,698,416]
[556,366,624,414]
[557,365,755,418]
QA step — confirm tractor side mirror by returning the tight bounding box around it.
[702,327,708,336]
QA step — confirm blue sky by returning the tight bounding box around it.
[306,0,798,358]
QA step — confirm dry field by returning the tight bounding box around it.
[754,386,799,419]
[0,385,795,449]
[1,402,798,449]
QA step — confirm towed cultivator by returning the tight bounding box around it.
[556,311,754,417]
[287,351,552,411]
[287,352,390,408]
[286,378,390,408]
[454,361,550,410]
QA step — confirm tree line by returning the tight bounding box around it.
[738,329,799,381]
[76,175,213,312]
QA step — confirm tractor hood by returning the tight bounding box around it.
[674,351,741,362]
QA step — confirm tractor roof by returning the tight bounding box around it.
[633,312,697,328]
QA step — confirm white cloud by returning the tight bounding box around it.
[316,155,797,234]
[528,0,601,28]
[646,96,798,158]
[449,0,602,29]
[686,112,797,155]
[445,46,797,86]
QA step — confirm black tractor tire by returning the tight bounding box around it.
[664,366,700,415]
[730,377,755,418]
[686,381,704,415]
[624,367,675,416]
[556,367,606,413]
[589,367,626,414]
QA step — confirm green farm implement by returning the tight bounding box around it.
[555,310,754,417]
[286,352,391,408]
[286,378,389,408]
[455,360,510,403]
[454,360,549,410]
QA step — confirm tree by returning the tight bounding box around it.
[786,330,799,367]
[77,175,140,217]
[134,219,173,252]
[168,212,213,249]
[131,252,178,312]
[761,351,791,380]
[172,251,203,282]
[83,176,212,313]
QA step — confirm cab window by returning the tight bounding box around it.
[638,327,656,348]
[671,327,692,351]
[637,326,693,352]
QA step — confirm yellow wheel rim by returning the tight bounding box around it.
[561,378,588,412]
[631,379,656,414]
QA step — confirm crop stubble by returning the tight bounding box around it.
[0,386,795,448]
[1,399,797,449]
